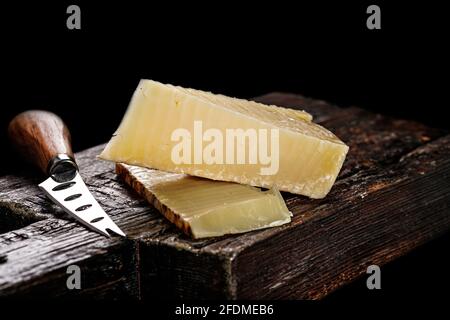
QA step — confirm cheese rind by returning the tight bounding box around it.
[116,164,291,238]
[100,80,348,198]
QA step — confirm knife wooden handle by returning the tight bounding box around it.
[8,110,78,180]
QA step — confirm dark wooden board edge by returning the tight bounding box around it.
[0,218,139,299]
[0,93,449,299]
[234,146,450,298]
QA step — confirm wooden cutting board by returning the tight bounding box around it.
[0,92,449,299]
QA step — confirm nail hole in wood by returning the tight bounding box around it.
[0,254,7,264]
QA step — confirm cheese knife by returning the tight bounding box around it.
[8,110,126,237]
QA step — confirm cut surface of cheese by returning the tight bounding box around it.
[100,80,349,198]
[116,163,291,238]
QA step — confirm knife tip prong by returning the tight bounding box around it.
[105,227,127,238]
[39,172,127,238]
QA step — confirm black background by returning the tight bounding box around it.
[0,1,448,303]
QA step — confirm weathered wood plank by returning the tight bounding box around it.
[0,218,138,298]
[232,135,450,299]
[0,93,448,299]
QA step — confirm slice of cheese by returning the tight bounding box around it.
[116,163,291,238]
[100,80,348,198]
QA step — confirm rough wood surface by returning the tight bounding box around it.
[0,92,449,299]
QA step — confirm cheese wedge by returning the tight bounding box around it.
[116,163,291,238]
[100,80,348,198]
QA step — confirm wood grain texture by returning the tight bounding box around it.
[0,92,449,299]
[8,110,74,175]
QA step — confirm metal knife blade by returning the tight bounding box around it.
[39,172,125,237]
[8,110,126,238]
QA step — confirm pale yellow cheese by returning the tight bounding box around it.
[116,164,291,238]
[100,80,348,199]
